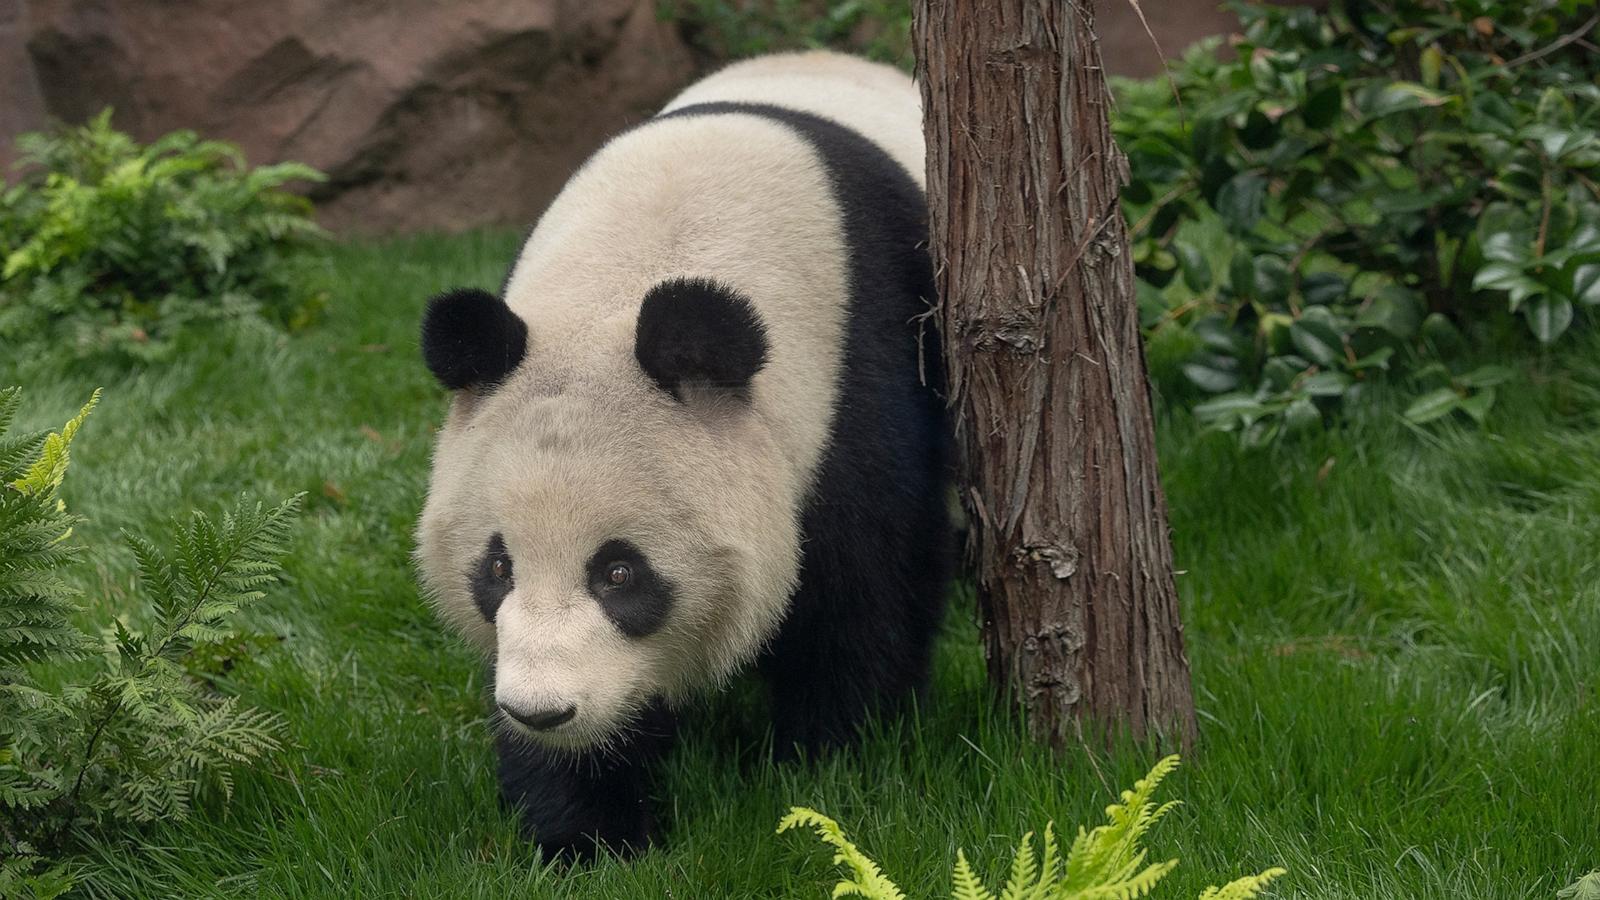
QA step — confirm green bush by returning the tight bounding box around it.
[658,0,914,69]
[0,111,327,361]
[780,756,1285,900]
[1118,0,1600,443]
[0,387,299,893]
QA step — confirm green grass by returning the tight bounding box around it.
[4,234,1597,898]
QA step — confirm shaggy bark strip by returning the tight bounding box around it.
[915,0,1196,747]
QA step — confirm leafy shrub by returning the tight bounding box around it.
[658,0,914,68]
[0,111,327,361]
[1118,0,1600,443]
[0,387,299,891]
[780,755,1286,899]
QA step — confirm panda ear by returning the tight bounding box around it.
[635,277,769,402]
[421,288,528,391]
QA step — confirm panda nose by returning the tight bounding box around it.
[498,702,577,731]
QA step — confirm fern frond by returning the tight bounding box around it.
[1197,867,1288,900]
[781,757,1286,900]
[1071,857,1178,900]
[9,389,100,496]
[1061,755,1184,893]
[0,388,21,436]
[996,831,1038,900]
[1037,823,1061,891]
[125,532,180,625]
[0,851,75,900]
[777,807,908,900]
[952,849,996,900]
[143,492,302,660]
[0,389,93,674]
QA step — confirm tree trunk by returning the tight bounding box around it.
[914,0,1197,748]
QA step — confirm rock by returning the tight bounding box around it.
[6,0,1326,232]
[11,0,695,232]
[0,3,48,162]
[1095,0,1328,78]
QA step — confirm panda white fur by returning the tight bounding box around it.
[415,51,951,860]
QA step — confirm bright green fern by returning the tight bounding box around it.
[780,756,1286,900]
[777,807,908,900]
[0,387,299,883]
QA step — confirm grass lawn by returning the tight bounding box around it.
[4,233,1597,899]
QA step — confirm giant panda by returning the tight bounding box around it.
[415,50,952,861]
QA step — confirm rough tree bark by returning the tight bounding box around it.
[914,0,1197,748]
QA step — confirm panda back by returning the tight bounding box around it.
[660,51,925,190]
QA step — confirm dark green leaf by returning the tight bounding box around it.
[1301,272,1347,306]
[1264,354,1311,391]
[1457,365,1515,389]
[1404,387,1462,424]
[1229,252,1257,299]
[1524,295,1573,343]
[1479,225,1534,265]
[1420,313,1465,355]
[1572,264,1600,306]
[1126,137,1188,183]
[1356,286,1423,339]
[1173,241,1213,292]
[1241,108,1278,150]
[1301,370,1353,397]
[1253,256,1292,305]
[1216,173,1268,234]
[1303,83,1343,129]
[1182,360,1242,393]
[1199,155,1237,206]
[1350,347,1395,371]
[1194,315,1248,356]
[1536,87,1574,127]
[1361,82,1451,120]
[1193,393,1268,423]
[1472,262,1544,307]
[1284,395,1321,432]
[1290,317,1343,367]
[1458,387,1496,425]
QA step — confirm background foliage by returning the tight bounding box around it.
[665,0,1600,442]
[0,112,327,361]
[0,387,299,896]
[1121,0,1600,442]
[659,0,915,68]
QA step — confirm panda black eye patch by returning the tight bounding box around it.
[470,533,514,622]
[586,540,674,638]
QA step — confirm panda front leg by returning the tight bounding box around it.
[760,474,952,758]
[759,575,944,758]
[495,702,677,861]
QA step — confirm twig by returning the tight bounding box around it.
[1120,0,1186,127]
[1503,14,1598,68]
[1128,179,1196,238]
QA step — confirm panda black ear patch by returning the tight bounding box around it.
[421,288,528,391]
[634,277,769,402]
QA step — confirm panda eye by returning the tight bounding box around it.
[491,557,511,581]
[605,562,632,588]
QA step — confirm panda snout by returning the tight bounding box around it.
[498,701,578,732]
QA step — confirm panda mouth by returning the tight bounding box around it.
[496,707,613,753]
[498,702,577,732]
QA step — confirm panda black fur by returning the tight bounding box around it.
[416,52,951,861]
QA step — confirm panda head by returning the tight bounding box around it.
[414,278,798,751]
